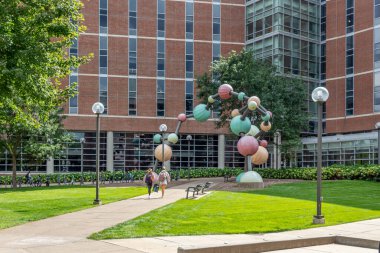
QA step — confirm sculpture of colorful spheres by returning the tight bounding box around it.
[153,134,162,144]
[230,116,251,136]
[251,146,269,165]
[259,139,268,148]
[246,125,260,137]
[167,133,179,144]
[177,113,187,122]
[237,136,259,156]
[193,104,211,122]
[218,83,233,100]
[154,144,172,162]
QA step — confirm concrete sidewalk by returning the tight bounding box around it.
[0,180,207,253]
[104,218,380,253]
[0,179,379,253]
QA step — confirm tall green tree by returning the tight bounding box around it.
[197,50,308,156]
[0,0,91,187]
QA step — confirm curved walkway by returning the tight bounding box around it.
[0,179,378,253]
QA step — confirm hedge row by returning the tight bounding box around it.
[255,165,380,181]
[0,166,379,186]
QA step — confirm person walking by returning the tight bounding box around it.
[143,168,154,199]
[158,167,171,198]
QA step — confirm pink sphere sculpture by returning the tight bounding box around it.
[260,140,268,148]
[237,136,259,156]
[177,113,187,122]
[218,84,233,100]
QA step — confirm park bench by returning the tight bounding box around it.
[200,182,212,194]
[224,174,232,182]
[185,182,212,199]
[185,185,203,199]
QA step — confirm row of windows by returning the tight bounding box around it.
[375,1,380,112]
[346,77,354,116]
[345,1,354,116]
[157,79,165,117]
[185,1,194,115]
[129,0,137,35]
[129,78,137,115]
[129,1,137,117]
[246,6,319,41]
[320,2,326,81]
[346,0,354,34]
[99,0,108,113]
[156,0,166,117]
[69,37,78,114]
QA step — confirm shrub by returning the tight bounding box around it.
[0,165,379,187]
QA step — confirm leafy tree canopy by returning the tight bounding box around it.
[197,50,308,153]
[0,0,91,186]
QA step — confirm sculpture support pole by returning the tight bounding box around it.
[175,121,182,135]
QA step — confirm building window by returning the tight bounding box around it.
[157,0,165,38]
[346,77,354,116]
[185,42,194,79]
[374,71,380,112]
[246,4,254,40]
[185,80,193,114]
[129,0,137,35]
[186,1,194,39]
[157,79,165,116]
[157,40,165,77]
[212,43,221,62]
[376,0,380,25]
[129,38,137,75]
[212,2,221,41]
[99,0,108,34]
[99,76,108,114]
[99,0,108,113]
[346,35,354,75]
[128,78,137,115]
[346,0,354,33]
[69,38,78,114]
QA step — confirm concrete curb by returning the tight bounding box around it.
[177,236,380,253]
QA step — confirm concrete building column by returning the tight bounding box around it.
[218,134,225,168]
[107,131,114,172]
[46,157,54,174]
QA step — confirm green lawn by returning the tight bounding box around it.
[90,181,380,239]
[0,186,146,229]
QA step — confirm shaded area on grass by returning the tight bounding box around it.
[253,181,380,211]
[90,181,380,240]
[0,186,146,229]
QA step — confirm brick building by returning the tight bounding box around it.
[1,0,379,172]
[60,0,246,173]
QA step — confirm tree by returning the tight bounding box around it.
[197,49,308,157]
[0,0,91,187]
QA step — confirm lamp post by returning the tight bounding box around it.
[311,87,329,224]
[159,124,167,169]
[92,102,104,205]
[80,138,86,185]
[186,135,192,180]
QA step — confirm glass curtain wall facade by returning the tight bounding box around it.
[113,133,219,171]
[245,0,320,133]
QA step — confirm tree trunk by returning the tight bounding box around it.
[12,153,17,188]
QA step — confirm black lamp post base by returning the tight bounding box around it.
[93,199,102,205]
[313,215,325,224]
